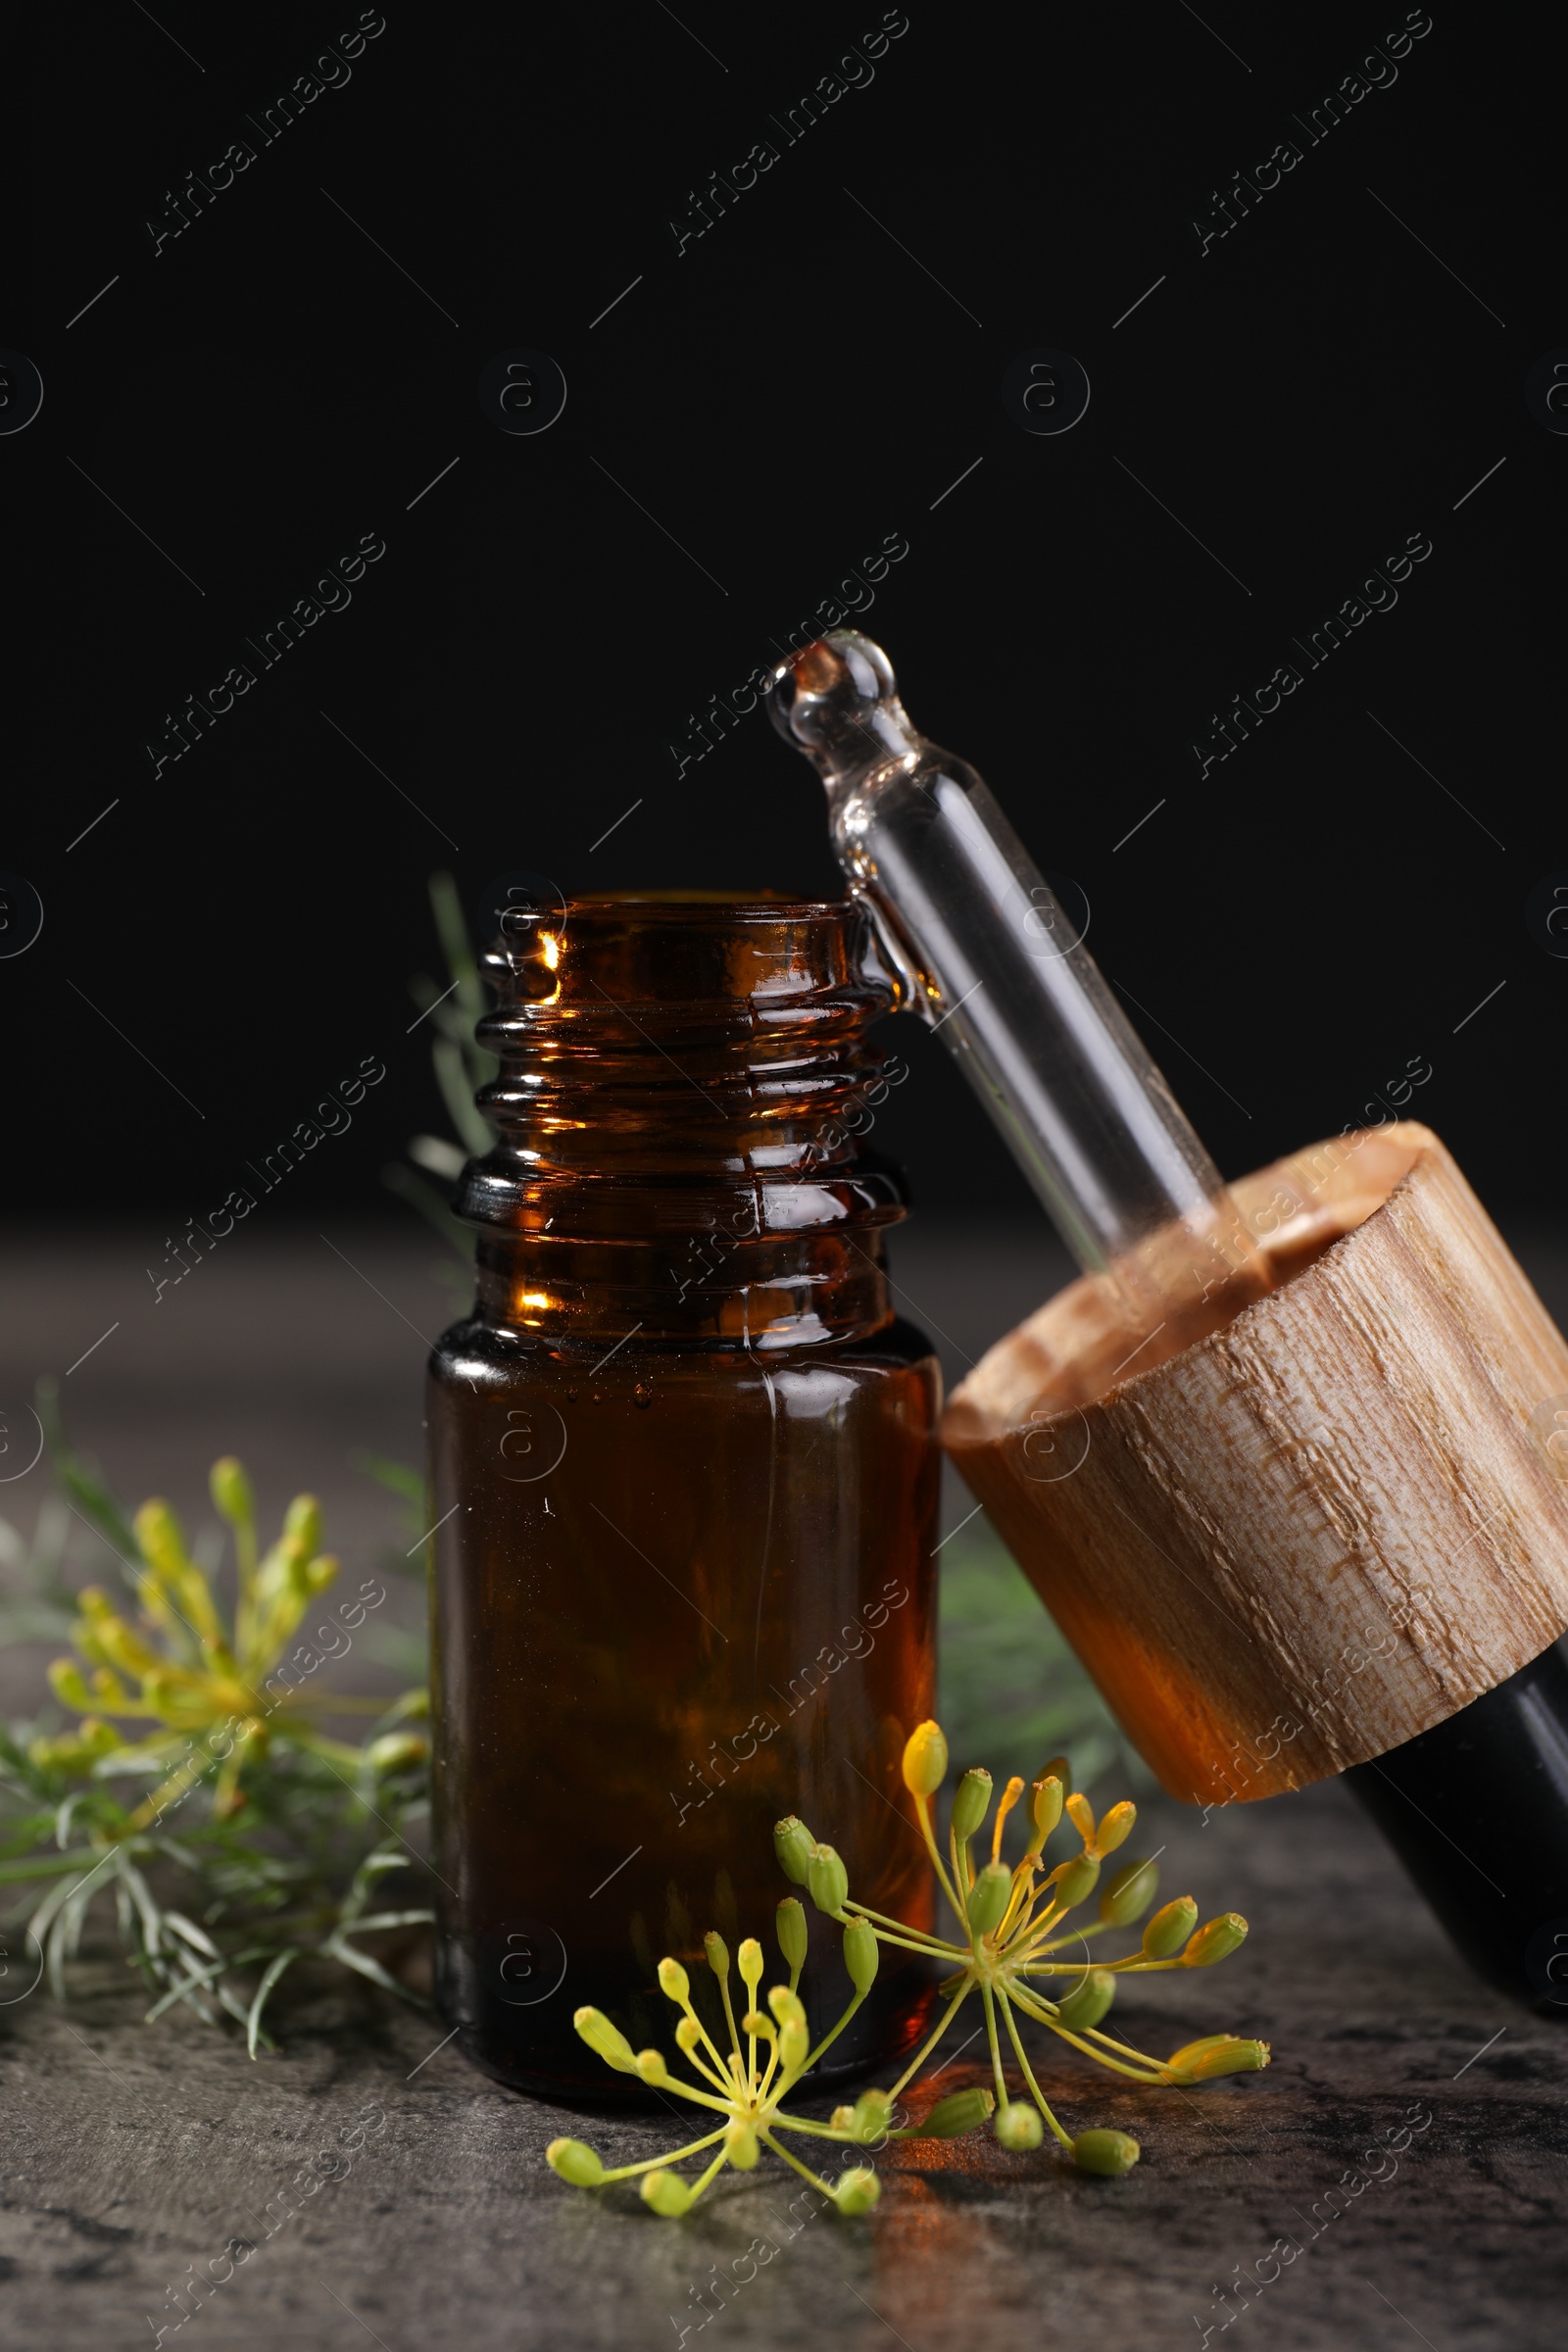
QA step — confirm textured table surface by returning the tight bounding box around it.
[4,1778,1564,2352]
[2,1222,1565,2352]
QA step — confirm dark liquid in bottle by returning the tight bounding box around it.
[430,1315,938,2098]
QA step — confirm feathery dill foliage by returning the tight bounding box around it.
[551,1718,1268,2214]
[0,1408,431,2053]
[381,868,497,1282]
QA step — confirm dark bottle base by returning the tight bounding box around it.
[438,1935,936,2109]
[1344,1639,1568,2012]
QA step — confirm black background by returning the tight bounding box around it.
[3,0,1559,1233]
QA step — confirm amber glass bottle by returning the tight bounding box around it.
[427,895,940,2099]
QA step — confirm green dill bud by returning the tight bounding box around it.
[704,1930,729,1980]
[546,2137,605,2185]
[134,1499,187,1579]
[640,2170,692,2217]
[995,2101,1045,2151]
[776,1894,808,1974]
[1026,1773,1064,1853]
[1065,1791,1097,1847]
[966,1861,1013,1938]
[737,1936,764,1992]
[1099,1856,1159,1928]
[657,1956,691,2003]
[1072,2129,1140,2177]
[1142,1894,1199,1957]
[850,2087,892,2143]
[27,1717,122,1773]
[572,2007,638,2072]
[831,2104,856,2132]
[807,1842,849,1917]
[833,2165,880,2215]
[902,1719,949,1796]
[1051,1852,1101,1909]
[675,2016,702,2054]
[1052,1967,1115,2034]
[725,2120,760,2169]
[778,2016,809,2073]
[302,1550,338,1597]
[1162,2034,1271,2082]
[364,1731,428,1775]
[842,1915,880,1992]
[1041,1752,1073,1796]
[283,1493,323,1556]
[1184,1912,1249,1967]
[951,1766,993,1845]
[773,1815,816,1886]
[767,1983,806,2030]
[46,1659,93,1713]
[740,2010,775,2041]
[635,2047,669,2086]
[1094,1799,1137,1856]
[921,2086,996,2137]
[209,1456,254,1527]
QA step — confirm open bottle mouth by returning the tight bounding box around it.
[477,890,891,1026]
[545,889,844,910]
[482,892,870,992]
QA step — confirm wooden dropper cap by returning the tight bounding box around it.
[943,1123,1568,1805]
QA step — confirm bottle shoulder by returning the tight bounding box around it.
[428,1312,937,1383]
[876,1313,939,1368]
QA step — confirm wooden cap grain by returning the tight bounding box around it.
[943,1123,1568,1802]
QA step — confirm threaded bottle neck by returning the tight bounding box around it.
[455,896,910,1347]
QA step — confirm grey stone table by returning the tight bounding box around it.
[4,1780,1563,2352]
[2,1222,1566,2352]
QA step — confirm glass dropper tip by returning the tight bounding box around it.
[768,628,915,781]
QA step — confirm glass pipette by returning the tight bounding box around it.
[768,628,1273,1368]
